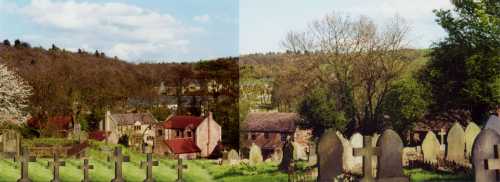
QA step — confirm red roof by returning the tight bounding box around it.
[165,138,201,154]
[163,116,204,129]
[88,131,107,141]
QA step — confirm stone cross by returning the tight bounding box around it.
[108,147,130,182]
[48,153,66,182]
[140,153,159,182]
[78,159,94,182]
[485,145,500,181]
[438,128,446,145]
[353,136,380,182]
[175,158,188,182]
[15,147,36,182]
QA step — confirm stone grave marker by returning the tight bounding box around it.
[249,143,263,166]
[78,158,93,182]
[337,131,354,172]
[318,129,343,181]
[438,128,446,145]
[15,147,36,182]
[446,122,466,162]
[472,129,500,181]
[227,149,239,165]
[353,136,379,182]
[108,147,130,182]
[1,129,20,155]
[421,131,440,163]
[279,137,294,172]
[272,148,283,163]
[376,129,409,182]
[350,132,363,174]
[175,158,188,182]
[141,153,159,182]
[48,153,65,182]
[485,115,500,135]
[465,122,481,158]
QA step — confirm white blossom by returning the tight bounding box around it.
[0,64,32,124]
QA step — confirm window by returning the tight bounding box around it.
[176,130,180,137]
[187,131,192,137]
[134,125,141,131]
[251,133,257,140]
[157,130,163,136]
[264,133,269,139]
[147,136,154,141]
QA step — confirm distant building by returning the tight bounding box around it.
[240,112,312,160]
[104,111,158,150]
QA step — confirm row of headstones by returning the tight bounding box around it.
[421,122,481,164]
[12,147,187,182]
[318,129,409,182]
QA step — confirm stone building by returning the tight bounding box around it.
[104,111,158,149]
[240,112,312,160]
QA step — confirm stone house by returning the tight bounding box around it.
[240,112,312,160]
[156,112,222,159]
[104,111,158,149]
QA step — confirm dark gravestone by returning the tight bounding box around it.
[376,129,409,182]
[79,159,94,182]
[108,147,130,182]
[15,147,36,182]
[48,153,66,182]
[140,153,159,182]
[279,137,294,172]
[318,129,343,181]
[485,115,500,135]
[353,136,379,182]
[472,129,500,181]
[175,158,188,182]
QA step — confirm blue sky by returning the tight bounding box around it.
[0,0,238,62]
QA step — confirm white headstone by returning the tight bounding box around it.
[464,122,481,157]
[446,122,466,162]
[350,133,363,174]
[421,131,440,163]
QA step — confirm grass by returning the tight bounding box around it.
[405,168,473,182]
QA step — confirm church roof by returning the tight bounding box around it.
[241,112,300,133]
[163,116,204,129]
[110,113,157,125]
[165,138,201,154]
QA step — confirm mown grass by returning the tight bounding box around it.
[405,168,473,182]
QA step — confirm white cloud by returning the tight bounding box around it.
[193,14,211,23]
[19,0,200,61]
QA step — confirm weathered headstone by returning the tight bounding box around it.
[48,153,66,182]
[79,158,93,182]
[465,122,481,158]
[271,148,283,163]
[337,132,354,172]
[318,129,343,181]
[227,149,240,165]
[140,153,159,182]
[108,147,130,182]
[279,137,294,172]
[175,158,188,182]
[485,115,500,135]
[15,147,36,182]
[376,129,409,182]
[249,143,263,166]
[421,131,440,163]
[472,129,500,181]
[1,129,20,155]
[353,136,379,182]
[446,122,465,162]
[350,133,363,174]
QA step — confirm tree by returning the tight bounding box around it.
[419,0,500,123]
[298,86,347,138]
[14,39,21,48]
[0,64,32,124]
[2,39,10,46]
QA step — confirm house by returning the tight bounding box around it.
[157,112,221,159]
[240,112,312,160]
[104,111,158,149]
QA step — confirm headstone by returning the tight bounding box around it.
[472,129,500,181]
[485,115,500,135]
[318,129,343,181]
[353,136,379,182]
[249,143,263,166]
[79,159,94,182]
[292,142,307,160]
[48,153,66,182]
[279,137,294,172]
[465,122,481,157]
[446,122,465,162]
[2,129,20,155]
[337,132,354,172]
[376,129,409,182]
[438,128,446,145]
[175,158,188,182]
[421,131,440,163]
[350,133,363,174]
[271,148,283,163]
[227,149,240,165]
[15,147,36,182]
[108,147,130,182]
[140,153,159,182]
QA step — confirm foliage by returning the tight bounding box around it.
[298,86,347,138]
[0,63,32,124]
[249,143,263,166]
[419,0,500,123]
[118,135,129,147]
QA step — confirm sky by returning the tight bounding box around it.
[240,0,454,54]
[0,0,454,62]
[0,0,238,62]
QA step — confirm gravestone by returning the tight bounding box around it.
[79,159,93,182]
[2,129,20,155]
[376,129,409,182]
[271,148,283,163]
[108,147,130,182]
[350,133,363,174]
[227,149,240,165]
[337,132,354,172]
[175,158,188,182]
[353,136,379,182]
[446,122,465,162]
[485,115,500,135]
[465,122,481,158]
[318,129,343,181]
[279,137,294,172]
[48,153,66,182]
[140,153,159,182]
[16,147,36,182]
[249,143,263,166]
[292,142,307,160]
[472,129,500,181]
[421,131,440,163]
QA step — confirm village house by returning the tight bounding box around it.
[104,111,158,150]
[240,112,312,160]
[155,112,222,159]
